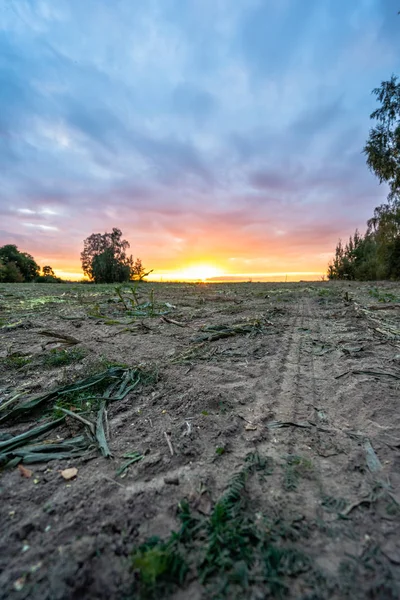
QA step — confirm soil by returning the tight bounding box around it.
[1,281,400,599]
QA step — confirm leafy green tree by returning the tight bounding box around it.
[387,236,400,279]
[42,265,55,277]
[91,248,131,283]
[0,245,39,282]
[0,260,6,281]
[81,228,135,283]
[364,75,400,203]
[36,265,62,283]
[329,71,400,281]
[2,261,25,282]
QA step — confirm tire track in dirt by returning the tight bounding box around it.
[205,296,306,478]
[239,293,373,587]
[288,293,400,587]
[262,293,329,512]
[310,299,377,504]
[274,295,366,505]
[213,293,320,505]
[248,293,307,435]
[135,297,306,499]
[249,293,362,523]
[235,295,305,425]
[295,295,343,519]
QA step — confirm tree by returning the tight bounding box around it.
[0,260,6,281]
[131,258,153,281]
[91,248,131,283]
[1,261,25,282]
[364,75,400,204]
[0,245,39,282]
[81,228,135,283]
[36,265,62,283]
[329,71,400,281]
[327,231,381,281]
[42,266,55,277]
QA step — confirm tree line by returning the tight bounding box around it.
[328,74,400,280]
[0,245,61,283]
[0,228,150,284]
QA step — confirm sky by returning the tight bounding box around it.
[1,0,399,281]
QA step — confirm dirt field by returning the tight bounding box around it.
[1,280,400,599]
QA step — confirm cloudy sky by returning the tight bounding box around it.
[1,0,399,280]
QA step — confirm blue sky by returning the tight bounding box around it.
[0,0,399,279]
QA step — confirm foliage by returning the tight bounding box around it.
[81,228,149,284]
[132,538,188,594]
[43,266,55,277]
[43,347,87,367]
[0,259,6,281]
[0,352,31,370]
[81,228,132,283]
[91,247,131,283]
[0,365,159,466]
[368,287,398,303]
[1,261,25,282]
[131,257,153,281]
[283,455,314,491]
[327,212,400,280]
[329,74,400,280]
[131,452,318,599]
[364,75,400,203]
[36,265,62,283]
[0,245,40,282]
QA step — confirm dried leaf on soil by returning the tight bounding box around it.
[38,330,81,346]
[18,464,32,478]
[191,320,264,343]
[95,400,112,458]
[364,440,383,473]
[335,369,400,381]
[267,420,311,430]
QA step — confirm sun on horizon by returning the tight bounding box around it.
[167,265,223,282]
[52,264,325,283]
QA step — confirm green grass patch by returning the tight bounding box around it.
[0,352,31,370]
[368,287,399,303]
[53,385,106,418]
[131,452,321,599]
[316,287,339,304]
[339,545,399,598]
[43,347,87,367]
[283,455,314,491]
[132,538,188,591]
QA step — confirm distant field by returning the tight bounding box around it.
[1,280,400,599]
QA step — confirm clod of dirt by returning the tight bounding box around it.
[60,467,78,480]
[164,476,179,485]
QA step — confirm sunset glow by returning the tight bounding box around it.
[1,2,398,280]
[169,265,223,282]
